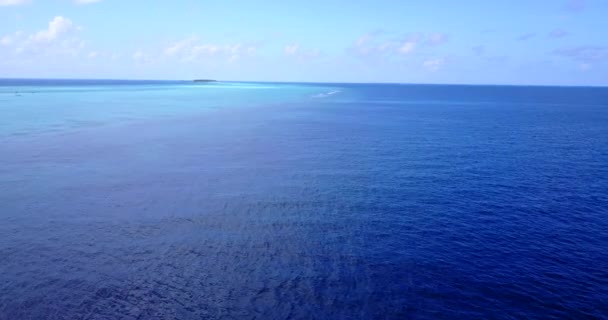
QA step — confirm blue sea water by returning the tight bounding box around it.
[1,79,607,319]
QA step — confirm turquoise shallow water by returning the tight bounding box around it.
[1,80,607,319]
[0,80,331,137]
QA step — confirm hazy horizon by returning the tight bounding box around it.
[1,77,607,88]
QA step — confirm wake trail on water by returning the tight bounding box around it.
[312,90,341,98]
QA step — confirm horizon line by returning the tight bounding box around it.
[0,77,606,89]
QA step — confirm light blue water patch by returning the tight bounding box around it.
[0,80,337,137]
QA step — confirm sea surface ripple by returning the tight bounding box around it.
[1,81,607,319]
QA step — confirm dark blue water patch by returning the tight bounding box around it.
[1,83,607,319]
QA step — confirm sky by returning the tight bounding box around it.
[0,0,607,85]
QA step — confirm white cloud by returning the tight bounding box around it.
[554,46,608,63]
[352,33,382,56]
[351,32,447,59]
[164,36,199,56]
[132,50,145,60]
[0,17,85,58]
[283,44,320,61]
[192,44,220,56]
[0,32,22,46]
[74,0,102,4]
[227,44,241,55]
[162,37,257,63]
[423,58,445,71]
[398,41,416,54]
[32,16,75,43]
[0,0,30,6]
[284,44,299,55]
[355,34,371,47]
[132,50,157,65]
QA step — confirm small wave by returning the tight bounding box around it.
[313,90,341,98]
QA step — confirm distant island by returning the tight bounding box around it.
[193,79,217,83]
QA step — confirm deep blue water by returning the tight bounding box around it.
[1,80,607,319]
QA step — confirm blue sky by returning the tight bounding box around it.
[0,0,606,85]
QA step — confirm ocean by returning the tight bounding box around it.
[1,80,607,319]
